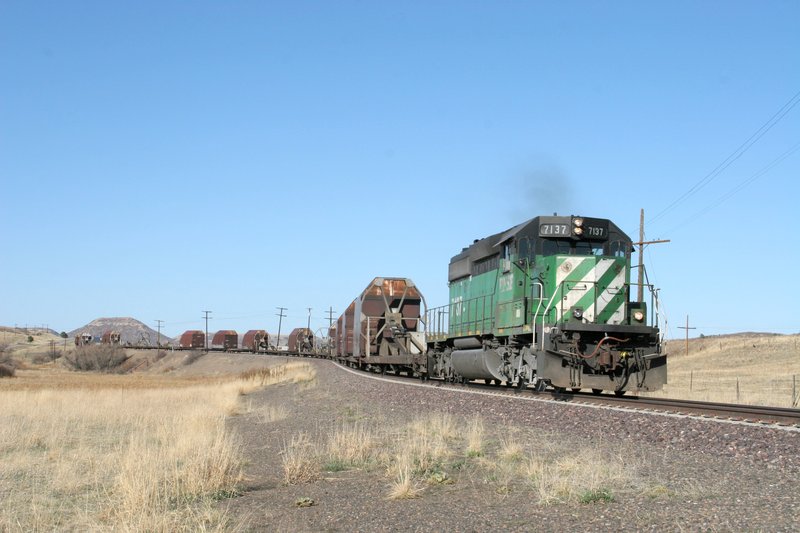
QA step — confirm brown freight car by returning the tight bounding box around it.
[74,332,94,346]
[179,330,205,349]
[288,328,314,354]
[336,277,427,374]
[101,330,121,345]
[242,329,269,352]
[211,330,238,351]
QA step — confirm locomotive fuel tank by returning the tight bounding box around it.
[450,348,506,381]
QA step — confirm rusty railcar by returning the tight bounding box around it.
[242,329,269,352]
[288,328,315,354]
[101,330,121,345]
[336,277,427,374]
[74,332,94,346]
[211,330,238,351]
[179,330,205,349]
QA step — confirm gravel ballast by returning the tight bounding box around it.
[223,357,800,532]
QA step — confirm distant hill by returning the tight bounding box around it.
[68,317,172,346]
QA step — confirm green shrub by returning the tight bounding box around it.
[579,488,614,504]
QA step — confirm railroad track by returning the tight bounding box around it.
[123,348,800,428]
[555,391,800,426]
[331,361,800,430]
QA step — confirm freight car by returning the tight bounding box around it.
[179,330,205,349]
[74,332,94,346]
[334,277,427,374]
[242,330,270,352]
[333,215,666,395]
[101,330,121,345]
[211,330,238,351]
[288,328,315,355]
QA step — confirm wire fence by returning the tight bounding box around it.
[645,372,799,408]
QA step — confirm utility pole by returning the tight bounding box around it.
[326,307,336,330]
[634,208,670,303]
[155,320,164,347]
[203,311,212,352]
[326,306,336,355]
[678,315,696,355]
[307,307,312,331]
[275,307,287,350]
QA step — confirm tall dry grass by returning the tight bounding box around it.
[280,412,677,504]
[644,334,800,406]
[0,361,315,532]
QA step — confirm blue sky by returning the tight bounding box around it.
[1,1,798,339]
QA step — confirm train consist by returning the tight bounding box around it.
[329,214,667,395]
[77,214,667,394]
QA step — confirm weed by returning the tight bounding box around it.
[579,488,614,503]
[644,484,674,499]
[465,416,484,458]
[426,470,453,485]
[387,458,423,500]
[281,433,319,484]
[323,460,348,472]
[295,497,315,507]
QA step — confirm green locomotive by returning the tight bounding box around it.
[426,215,667,394]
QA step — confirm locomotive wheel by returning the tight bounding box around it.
[591,389,603,395]
[614,390,626,397]
[571,388,582,393]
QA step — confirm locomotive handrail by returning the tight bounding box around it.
[540,282,565,350]
[426,292,496,340]
[530,281,545,332]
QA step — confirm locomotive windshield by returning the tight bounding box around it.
[540,239,605,256]
[540,238,631,257]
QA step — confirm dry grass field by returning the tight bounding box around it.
[0,359,315,532]
[644,333,800,406]
[280,411,669,506]
[0,330,798,530]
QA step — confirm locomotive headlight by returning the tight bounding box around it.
[573,218,584,227]
[633,310,645,322]
[573,226,584,236]
[572,308,583,319]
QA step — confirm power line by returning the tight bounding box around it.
[650,89,800,226]
[663,140,800,234]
